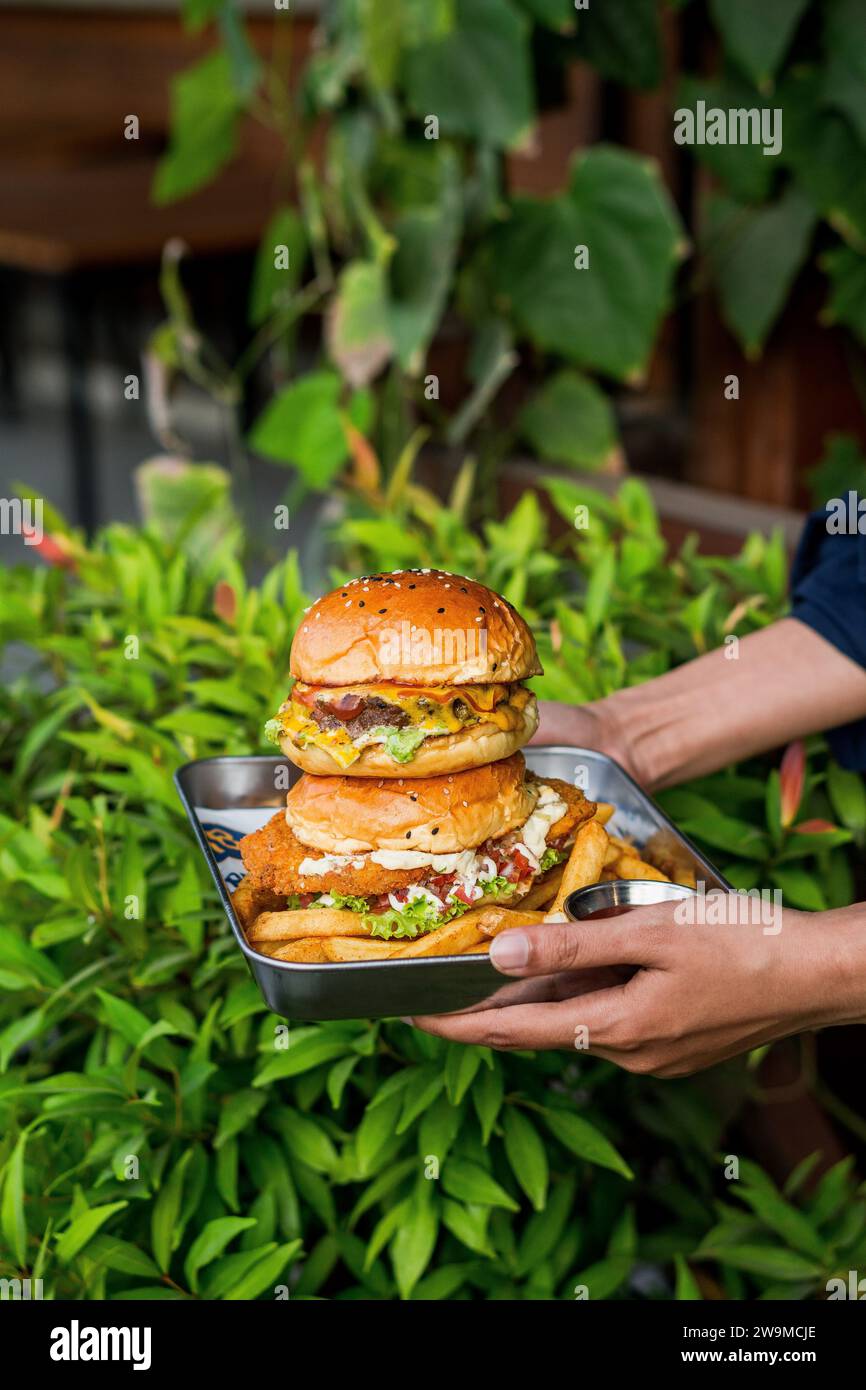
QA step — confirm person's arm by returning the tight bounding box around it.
[533,617,866,790]
[407,898,866,1074]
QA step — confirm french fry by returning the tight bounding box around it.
[231,878,285,930]
[550,819,609,913]
[615,852,670,883]
[476,907,549,939]
[603,841,619,867]
[321,937,398,962]
[593,802,615,826]
[462,942,491,954]
[248,908,371,942]
[520,867,563,910]
[608,834,636,852]
[258,938,331,962]
[393,916,486,958]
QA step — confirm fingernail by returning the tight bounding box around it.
[400,1016,414,1026]
[489,930,529,970]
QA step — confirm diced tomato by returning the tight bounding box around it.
[511,850,534,880]
[450,884,476,906]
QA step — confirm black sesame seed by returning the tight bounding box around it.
[460,585,467,592]
[406,831,411,839]
[379,608,387,614]
[479,606,485,613]
[409,583,416,589]
[410,794,418,801]
[359,601,365,607]
[431,827,439,836]
[492,662,497,671]
[437,607,445,614]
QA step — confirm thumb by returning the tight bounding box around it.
[488,910,668,977]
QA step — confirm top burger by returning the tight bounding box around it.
[266,569,542,777]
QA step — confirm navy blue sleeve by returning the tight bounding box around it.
[789,507,866,770]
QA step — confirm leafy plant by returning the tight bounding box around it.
[1,479,863,1299]
[148,0,866,503]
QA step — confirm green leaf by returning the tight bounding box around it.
[444,1045,482,1105]
[184,1216,258,1292]
[85,1234,162,1279]
[403,0,535,149]
[823,0,866,144]
[418,1092,463,1167]
[584,544,616,633]
[56,1201,128,1264]
[441,1157,519,1210]
[274,1108,339,1175]
[770,865,827,912]
[780,68,866,250]
[328,261,394,389]
[1,1132,27,1266]
[704,188,816,356]
[472,1057,504,1143]
[151,1149,193,1273]
[574,0,662,89]
[215,1089,267,1147]
[221,1240,302,1300]
[541,1107,633,1179]
[248,207,306,326]
[573,1254,633,1299]
[826,761,866,833]
[736,1186,828,1261]
[709,0,809,89]
[491,146,683,381]
[675,75,776,204]
[697,1243,822,1281]
[674,1254,702,1300]
[503,1107,549,1211]
[823,246,866,349]
[519,370,619,471]
[153,51,241,205]
[391,1188,439,1299]
[357,1090,404,1176]
[441,1198,495,1257]
[254,1034,350,1086]
[248,370,372,486]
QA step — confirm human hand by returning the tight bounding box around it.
[408,899,866,1077]
[529,698,645,786]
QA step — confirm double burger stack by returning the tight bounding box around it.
[237,570,600,956]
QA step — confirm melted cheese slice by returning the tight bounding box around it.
[278,685,532,769]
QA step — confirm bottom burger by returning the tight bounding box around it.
[237,754,597,948]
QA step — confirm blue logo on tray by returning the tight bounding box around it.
[202,822,245,862]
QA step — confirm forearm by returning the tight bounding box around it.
[596,618,866,789]
[811,903,866,1029]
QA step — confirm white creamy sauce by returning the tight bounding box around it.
[297,852,365,875]
[519,784,567,859]
[370,848,478,874]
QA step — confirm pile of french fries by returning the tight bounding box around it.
[231,802,698,963]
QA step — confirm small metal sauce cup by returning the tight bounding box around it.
[565,879,700,922]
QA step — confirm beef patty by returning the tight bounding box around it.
[308,696,410,739]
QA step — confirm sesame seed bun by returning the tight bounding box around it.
[291,570,542,687]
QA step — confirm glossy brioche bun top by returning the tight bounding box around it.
[290,570,542,686]
[285,753,537,854]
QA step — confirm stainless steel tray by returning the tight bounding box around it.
[174,749,730,1021]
